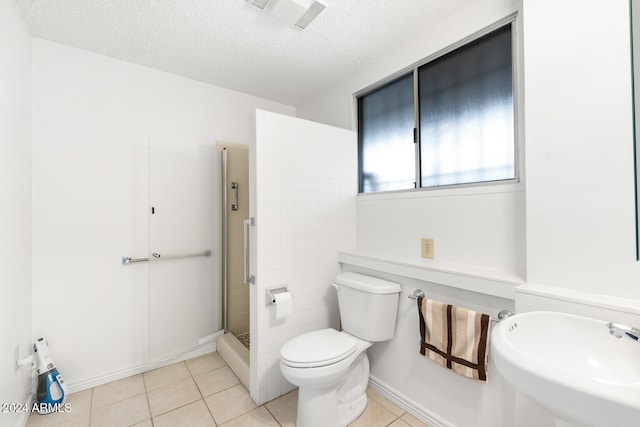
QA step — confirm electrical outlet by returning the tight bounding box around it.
[14,345,19,373]
[421,238,434,259]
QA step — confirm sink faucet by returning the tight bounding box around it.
[607,322,640,342]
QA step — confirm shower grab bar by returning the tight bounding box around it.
[407,289,513,323]
[231,182,239,211]
[121,250,211,265]
[243,219,249,283]
[243,218,255,284]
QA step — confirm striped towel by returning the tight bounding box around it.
[417,296,490,382]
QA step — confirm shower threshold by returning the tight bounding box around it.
[216,332,249,390]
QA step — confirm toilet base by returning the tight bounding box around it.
[337,352,370,426]
[295,352,370,427]
[297,386,341,427]
[338,392,368,426]
[296,385,369,427]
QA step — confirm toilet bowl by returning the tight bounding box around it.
[280,329,372,427]
[279,272,401,427]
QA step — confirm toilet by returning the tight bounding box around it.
[280,272,401,427]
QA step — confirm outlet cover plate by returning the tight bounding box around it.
[421,238,434,259]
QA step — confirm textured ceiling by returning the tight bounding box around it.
[17,0,474,105]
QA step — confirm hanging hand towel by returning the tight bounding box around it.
[417,296,490,382]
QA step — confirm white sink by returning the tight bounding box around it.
[492,311,640,427]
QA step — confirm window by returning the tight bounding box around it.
[358,73,415,193]
[357,23,516,194]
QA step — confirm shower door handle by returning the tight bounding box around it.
[231,182,239,211]
[243,219,254,284]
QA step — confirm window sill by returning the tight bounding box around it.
[338,250,523,300]
[356,180,524,201]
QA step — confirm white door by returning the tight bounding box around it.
[148,142,222,362]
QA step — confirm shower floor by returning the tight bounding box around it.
[236,332,250,350]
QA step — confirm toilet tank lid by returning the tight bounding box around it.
[335,272,401,294]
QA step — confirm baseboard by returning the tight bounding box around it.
[67,340,218,394]
[16,394,34,427]
[368,375,454,427]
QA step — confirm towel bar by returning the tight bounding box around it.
[408,289,513,323]
[491,309,514,323]
[408,289,425,299]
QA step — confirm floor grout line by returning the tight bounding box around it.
[189,363,218,427]
[142,382,152,427]
[262,403,283,427]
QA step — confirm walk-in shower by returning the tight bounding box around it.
[217,142,250,389]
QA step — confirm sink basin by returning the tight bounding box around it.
[492,311,640,427]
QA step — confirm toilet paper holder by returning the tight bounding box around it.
[266,286,290,304]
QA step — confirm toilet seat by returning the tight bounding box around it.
[281,329,358,368]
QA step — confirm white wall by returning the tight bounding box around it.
[297,0,525,277]
[297,3,523,424]
[0,1,32,426]
[518,6,640,422]
[19,0,640,425]
[341,263,516,427]
[250,110,357,404]
[524,0,640,300]
[298,0,640,425]
[31,39,295,390]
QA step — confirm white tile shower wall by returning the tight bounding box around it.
[252,110,357,404]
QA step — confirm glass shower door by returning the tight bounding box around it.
[148,143,222,362]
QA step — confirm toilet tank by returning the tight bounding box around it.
[334,272,401,342]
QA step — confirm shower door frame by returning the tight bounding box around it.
[221,148,229,332]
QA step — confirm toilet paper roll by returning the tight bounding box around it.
[274,292,293,320]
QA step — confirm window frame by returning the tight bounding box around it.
[354,14,521,196]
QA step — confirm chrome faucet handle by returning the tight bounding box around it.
[607,322,640,342]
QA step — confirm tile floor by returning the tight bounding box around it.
[25,352,430,427]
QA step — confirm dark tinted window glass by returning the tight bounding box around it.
[419,25,514,187]
[358,73,415,193]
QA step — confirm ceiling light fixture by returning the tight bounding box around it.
[246,0,327,30]
[246,0,272,10]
